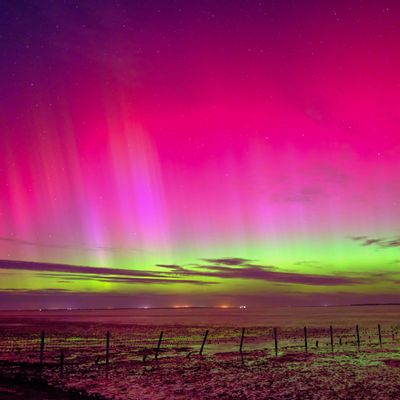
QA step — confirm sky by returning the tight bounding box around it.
[0,0,399,309]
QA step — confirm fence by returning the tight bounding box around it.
[0,323,399,368]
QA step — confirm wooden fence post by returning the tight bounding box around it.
[155,331,163,360]
[105,331,110,366]
[199,330,209,355]
[356,325,360,350]
[273,327,278,356]
[378,324,382,348]
[39,331,45,366]
[304,326,308,353]
[239,328,245,353]
[330,325,334,354]
[239,328,245,365]
[60,350,65,372]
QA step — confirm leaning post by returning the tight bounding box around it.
[199,330,209,355]
[239,328,245,353]
[155,331,163,360]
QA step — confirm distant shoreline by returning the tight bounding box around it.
[0,303,400,312]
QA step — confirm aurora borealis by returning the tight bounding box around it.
[1,1,400,309]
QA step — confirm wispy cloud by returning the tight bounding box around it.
[350,235,400,248]
[0,288,73,293]
[0,237,72,250]
[160,261,362,286]
[200,258,253,266]
[39,272,213,286]
[0,259,214,285]
[271,186,326,203]
[294,260,323,266]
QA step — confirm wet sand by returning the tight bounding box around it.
[0,377,87,399]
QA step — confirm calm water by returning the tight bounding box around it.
[0,305,399,328]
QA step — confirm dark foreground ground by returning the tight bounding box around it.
[1,348,400,399]
[0,376,103,400]
[1,308,399,399]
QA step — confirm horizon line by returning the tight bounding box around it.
[1,303,400,312]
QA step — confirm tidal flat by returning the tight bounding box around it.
[0,306,399,399]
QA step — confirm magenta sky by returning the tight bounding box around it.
[0,1,400,309]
